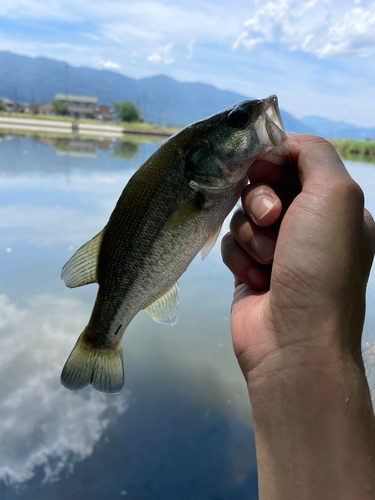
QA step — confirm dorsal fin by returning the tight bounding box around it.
[61,228,105,288]
[200,222,223,260]
[145,282,179,325]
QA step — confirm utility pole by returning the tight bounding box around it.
[13,85,18,112]
[65,64,69,99]
[143,88,148,123]
[31,92,35,114]
[65,64,70,117]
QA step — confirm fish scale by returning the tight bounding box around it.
[60,95,290,393]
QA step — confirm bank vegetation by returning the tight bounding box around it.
[331,139,375,162]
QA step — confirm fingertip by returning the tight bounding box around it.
[248,194,281,226]
[241,184,282,227]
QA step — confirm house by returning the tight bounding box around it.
[37,102,54,115]
[0,97,21,112]
[54,94,98,120]
[97,104,114,122]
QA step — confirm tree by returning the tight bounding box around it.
[52,101,69,116]
[112,140,139,160]
[112,102,143,123]
[0,102,6,112]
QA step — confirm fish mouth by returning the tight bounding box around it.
[262,95,285,133]
[253,95,290,165]
[189,95,290,196]
[226,95,289,174]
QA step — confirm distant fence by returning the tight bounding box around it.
[0,117,123,137]
[0,117,172,137]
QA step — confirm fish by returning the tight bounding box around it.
[60,95,289,394]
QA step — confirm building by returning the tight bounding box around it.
[0,97,22,112]
[97,104,114,122]
[37,102,54,115]
[54,94,98,120]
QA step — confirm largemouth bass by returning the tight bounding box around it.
[61,95,289,393]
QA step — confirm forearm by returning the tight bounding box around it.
[247,348,375,500]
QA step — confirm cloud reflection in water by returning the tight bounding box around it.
[0,293,129,485]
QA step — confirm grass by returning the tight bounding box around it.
[0,129,167,144]
[331,139,375,161]
[0,112,74,122]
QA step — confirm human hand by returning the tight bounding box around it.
[222,133,375,499]
[222,134,375,381]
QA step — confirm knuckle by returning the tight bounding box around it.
[221,232,234,255]
[221,231,233,245]
[340,178,364,205]
[302,136,341,166]
[229,209,245,232]
[365,208,375,230]
[364,209,375,249]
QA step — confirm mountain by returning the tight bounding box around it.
[300,116,375,140]
[0,51,315,132]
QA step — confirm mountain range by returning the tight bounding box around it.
[0,51,373,139]
[299,116,375,141]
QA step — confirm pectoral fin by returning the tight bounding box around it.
[145,282,179,325]
[166,197,205,230]
[200,222,223,260]
[61,228,105,288]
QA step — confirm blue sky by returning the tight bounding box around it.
[0,0,374,126]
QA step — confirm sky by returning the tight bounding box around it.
[0,0,374,126]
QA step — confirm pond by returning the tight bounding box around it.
[0,134,374,499]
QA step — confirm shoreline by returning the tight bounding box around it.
[330,139,375,161]
[0,114,178,138]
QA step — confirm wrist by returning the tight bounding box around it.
[246,344,375,499]
[236,306,366,386]
[247,346,370,420]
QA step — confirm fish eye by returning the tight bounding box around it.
[227,109,249,128]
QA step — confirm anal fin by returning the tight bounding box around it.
[145,282,179,325]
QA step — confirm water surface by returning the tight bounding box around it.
[0,134,257,499]
[0,135,374,499]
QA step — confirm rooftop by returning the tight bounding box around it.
[55,94,98,104]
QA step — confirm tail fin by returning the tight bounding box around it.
[61,330,124,394]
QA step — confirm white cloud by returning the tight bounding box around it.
[0,293,129,484]
[147,43,175,65]
[2,0,375,61]
[187,40,195,60]
[98,2,245,53]
[0,0,79,21]
[92,56,121,69]
[234,0,375,58]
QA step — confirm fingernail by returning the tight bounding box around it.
[251,235,276,261]
[248,267,269,290]
[250,195,278,222]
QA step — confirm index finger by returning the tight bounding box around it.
[288,134,353,190]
